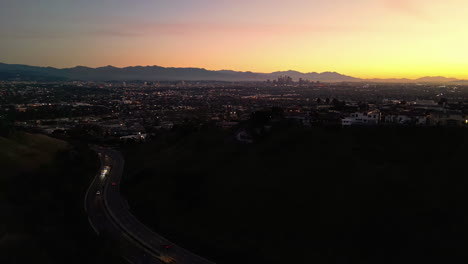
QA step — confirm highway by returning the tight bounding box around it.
[85,147,216,264]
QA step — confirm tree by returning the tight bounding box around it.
[358,102,369,111]
[0,118,13,137]
[438,98,448,106]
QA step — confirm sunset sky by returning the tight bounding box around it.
[1,0,468,79]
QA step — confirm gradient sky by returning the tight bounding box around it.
[1,0,468,78]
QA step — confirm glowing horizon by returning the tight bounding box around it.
[2,0,468,79]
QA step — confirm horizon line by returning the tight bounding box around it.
[0,61,465,81]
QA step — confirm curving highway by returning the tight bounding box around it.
[85,147,216,264]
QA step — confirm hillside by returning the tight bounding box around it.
[0,133,69,178]
[0,133,124,264]
[122,126,468,264]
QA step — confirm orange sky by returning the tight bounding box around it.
[1,0,468,79]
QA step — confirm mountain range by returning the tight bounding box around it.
[0,62,463,83]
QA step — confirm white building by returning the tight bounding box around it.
[120,133,147,141]
[384,114,429,125]
[342,110,381,126]
[431,113,467,126]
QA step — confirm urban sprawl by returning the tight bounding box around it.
[2,76,468,142]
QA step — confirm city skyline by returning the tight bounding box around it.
[2,0,468,79]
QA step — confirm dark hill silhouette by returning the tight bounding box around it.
[0,62,362,82]
[0,62,463,83]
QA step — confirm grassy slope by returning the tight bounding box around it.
[0,133,125,264]
[0,132,69,177]
[123,127,468,264]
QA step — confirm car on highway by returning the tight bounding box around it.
[159,255,176,264]
[160,244,173,251]
[100,166,111,179]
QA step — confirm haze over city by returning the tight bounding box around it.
[2,0,468,79]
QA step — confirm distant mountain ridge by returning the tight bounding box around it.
[368,76,459,83]
[0,62,462,83]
